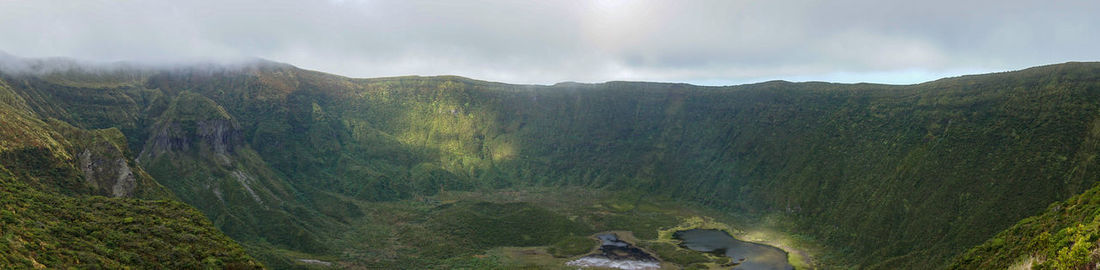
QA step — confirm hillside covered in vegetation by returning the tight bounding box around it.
[0,70,262,268]
[2,56,1100,268]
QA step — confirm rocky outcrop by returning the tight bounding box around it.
[141,122,189,159]
[140,119,241,164]
[231,170,264,205]
[43,119,166,199]
[131,91,321,255]
[199,120,240,165]
[76,144,140,198]
[138,91,242,164]
[135,93,278,208]
[111,158,136,197]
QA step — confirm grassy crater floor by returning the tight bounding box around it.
[299,187,820,269]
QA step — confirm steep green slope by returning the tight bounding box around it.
[950,181,1100,269]
[139,89,349,265]
[0,73,261,268]
[0,76,167,199]
[4,59,1100,268]
[0,170,261,269]
[210,63,1098,268]
[2,64,363,268]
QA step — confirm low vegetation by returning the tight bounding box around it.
[950,183,1100,269]
[0,169,261,269]
[3,59,1100,268]
[547,236,596,258]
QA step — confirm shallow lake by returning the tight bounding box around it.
[674,229,793,270]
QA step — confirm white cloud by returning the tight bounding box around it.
[0,0,1096,85]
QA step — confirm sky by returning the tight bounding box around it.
[0,0,1097,86]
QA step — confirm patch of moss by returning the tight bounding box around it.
[639,241,714,266]
[587,212,679,240]
[429,201,592,250]
[547,236,596,258]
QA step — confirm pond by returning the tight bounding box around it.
[674,229,793,270]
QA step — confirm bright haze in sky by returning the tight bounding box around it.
[1,0,1097,85]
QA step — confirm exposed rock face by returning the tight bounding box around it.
[141,119,240,164]
[130,91,322,254]
[295,259,333,267]
[111,158,136,197]
[143,122,189,159]
[199,120,240,165]
[137,105,277,208]
[79,150,95,187]
[76,147,138,197]
[200,120,237,153]
[231,170,264,205]
[139,90,242,164]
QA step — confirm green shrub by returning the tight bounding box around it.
[640,241,714,266]
[548,236,596,258]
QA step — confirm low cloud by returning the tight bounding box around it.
[1,0,1097,85]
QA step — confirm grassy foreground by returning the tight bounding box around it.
[0,169,261,269]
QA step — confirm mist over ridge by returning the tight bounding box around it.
[3,1,1098,85]
[3,58,1100,268]
[2,0,1100,267]
[1,52,1089,88]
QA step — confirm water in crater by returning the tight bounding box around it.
[674,229,793,270]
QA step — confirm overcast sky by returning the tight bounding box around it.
[1,0,1097,85]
